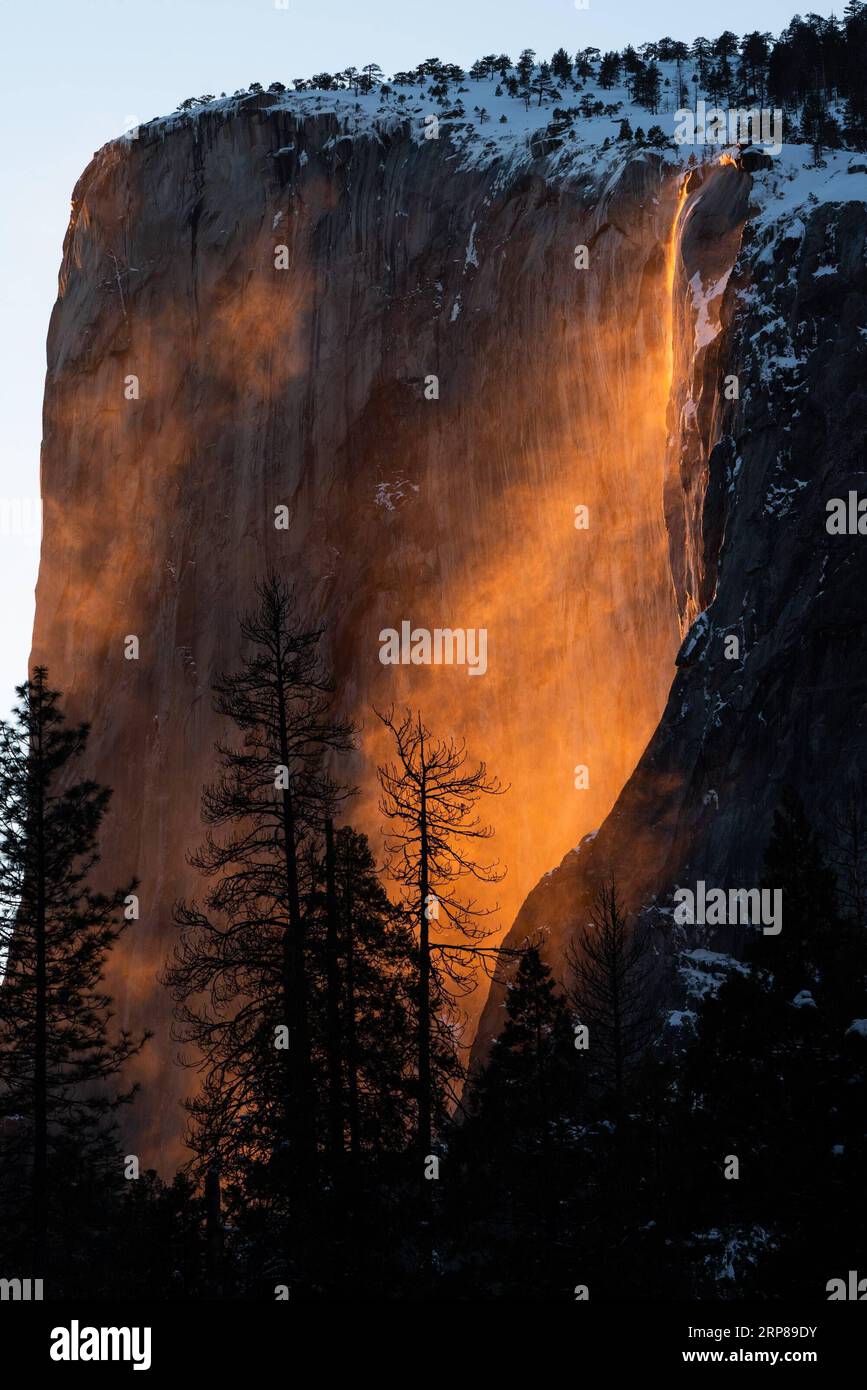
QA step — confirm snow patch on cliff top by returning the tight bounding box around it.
[121,68,867,224]
[748,146,867,238]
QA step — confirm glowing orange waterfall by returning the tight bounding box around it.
[665,179,690,389]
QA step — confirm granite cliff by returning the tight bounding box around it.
[35,96,684,1164]
[32,86,867,1162]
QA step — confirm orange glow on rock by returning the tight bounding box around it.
[33,133,698,1161]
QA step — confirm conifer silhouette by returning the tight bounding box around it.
[0,668,146,1281]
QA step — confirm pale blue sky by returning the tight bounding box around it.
[0,0,840,718]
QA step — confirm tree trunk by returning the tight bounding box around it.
[32,682,48,1279]
[274,647,316,1181]
[611,948,623,1120]
[343,865,361,1168]
[324,818,343,1171]
[204,1166,223,1294]
[417,728,432,1161]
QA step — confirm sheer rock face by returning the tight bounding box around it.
[35,106,686,1166]
[39,96,859,1158]
[475,186,867,1058]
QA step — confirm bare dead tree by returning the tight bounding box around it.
[827,790,867,929]
[375,706,506,1158]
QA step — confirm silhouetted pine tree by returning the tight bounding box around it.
[326,827,420,1166]
[173,818,429,1297]
[752,787,839,993]
[665,790,867,1297]
[110,1168,209,1299]
[598,51,621,88]
[443,945,584,1297]
[566,881,656,1117]
[0,668,146,1287]
[801,89,842,162]
[297,825,449,1294]
[165,586,449,1294]
[827,790,867,930]
[550,47,573,85]
[469,946,576,1151]
[164,577,354,1205]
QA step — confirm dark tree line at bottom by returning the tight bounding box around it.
[1,582,865,1300]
